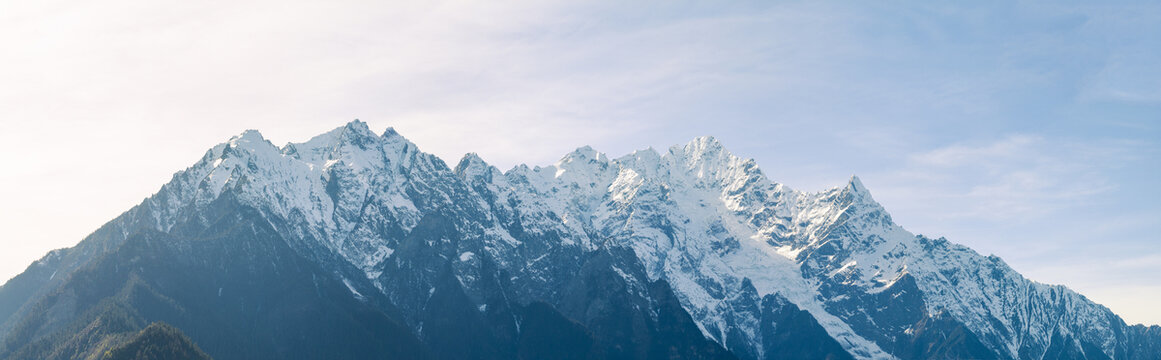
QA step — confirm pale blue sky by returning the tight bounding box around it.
[0,1,1158,323]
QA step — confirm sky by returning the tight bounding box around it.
[0,0,1158,324]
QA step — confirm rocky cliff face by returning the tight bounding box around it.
[0,121,1155,359]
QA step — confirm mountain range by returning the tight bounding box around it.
[1,120,1157,359]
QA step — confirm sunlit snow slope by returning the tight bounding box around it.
[4,121,1156,360]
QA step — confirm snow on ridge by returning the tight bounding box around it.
[146,121,441,273]
[462,135,894,358]
[453,152,497,183]
[139,125,1132,360]
[504,134,1128,359]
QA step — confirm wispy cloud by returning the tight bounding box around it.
[0,0,1157,323]
[877,135,1149,222]
[866,134,1160,324]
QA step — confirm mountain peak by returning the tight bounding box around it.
[836,174,873,202]
[460,152,485,164]
[613,147,663,177]
[687,135,724,152]
[668,135,760,187]
[674,135,733,162]
[565,145,600,158]
[454,152,497,183]
[226,129,278,155]
[336,119,380,146]
[835,174,883,212]
[846,175,867,194]
[234,129,266,142]
[344,119,373,134]
[618,147,662,163]
[552,146,612,181]
[691,135,721,145]
[557,145,608,166]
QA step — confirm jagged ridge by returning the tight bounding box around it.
[2,120,1156,360]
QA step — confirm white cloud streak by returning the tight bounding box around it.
[877,135,1148,222]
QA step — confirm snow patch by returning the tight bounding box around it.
[342,278,365,300]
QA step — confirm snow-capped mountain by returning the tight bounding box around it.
[1,121,1157,360]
